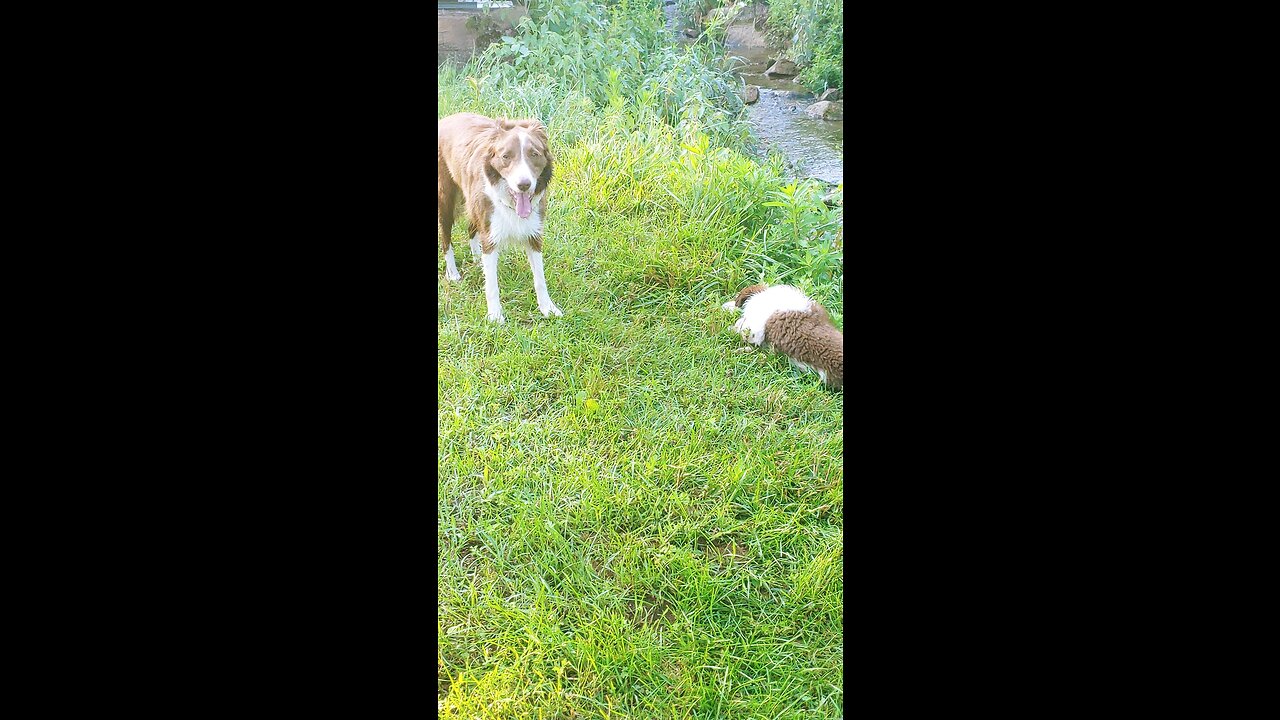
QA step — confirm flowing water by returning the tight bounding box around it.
[662,2,843,185]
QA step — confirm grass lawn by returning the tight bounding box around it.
[438,140,844,717]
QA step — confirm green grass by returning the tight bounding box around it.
[439,3,842,716]
[437,174,844,718]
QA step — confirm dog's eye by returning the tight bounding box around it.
[502,153,512,160]
[530,150,540,157]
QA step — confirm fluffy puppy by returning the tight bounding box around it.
[722,284,843,389]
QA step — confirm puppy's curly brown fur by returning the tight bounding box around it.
[723,283,843,390]
[763,305,843,389]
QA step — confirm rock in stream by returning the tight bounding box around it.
[763,59,797,77]
[804,100,844,120]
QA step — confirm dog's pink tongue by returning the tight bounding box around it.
[516,192,532,218]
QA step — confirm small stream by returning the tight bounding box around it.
[662,2,843,185]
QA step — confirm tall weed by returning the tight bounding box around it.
[764,0,842,93]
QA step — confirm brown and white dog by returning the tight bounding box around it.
[722,284,843,389]
[438,112,561,324]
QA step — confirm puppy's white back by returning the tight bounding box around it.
[735,285,812,345]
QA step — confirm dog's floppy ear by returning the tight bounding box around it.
[538,145,554,194]
[733,284,767,308]
[530,123,553,193]
[480,135,502,185]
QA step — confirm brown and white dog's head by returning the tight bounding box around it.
[479,118,553,219]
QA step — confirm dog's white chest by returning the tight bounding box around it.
[484,185,543,247]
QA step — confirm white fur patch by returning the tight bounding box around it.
[735,285,812,346]
[444,246,461,281]
[482,249,504,324]
[483,181,544,250]
[513,130,537,194]
[526,247,562,317]
[788,357,815,374]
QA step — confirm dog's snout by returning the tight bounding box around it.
[516,179,532,192]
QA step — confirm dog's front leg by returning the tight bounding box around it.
[480,237,505,324]
[525,242,562,318]
[444,246,461,281]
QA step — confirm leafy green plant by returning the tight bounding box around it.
[464,11,514,53]
[675,0,719,26]
[471,0,752,151]
[764,0,843,93]
[758,180,842,294]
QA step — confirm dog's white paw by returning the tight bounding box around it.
[486,309,506,324]
[539,300,563,318]
[445,266,461,282]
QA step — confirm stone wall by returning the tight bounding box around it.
[438,6,529,66]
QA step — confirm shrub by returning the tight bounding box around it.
[764,0,842,93]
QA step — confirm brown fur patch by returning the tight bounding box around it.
[762,304,844,389]
[465,192,493,239]
[438,147,459,252]
[733,283,767,308]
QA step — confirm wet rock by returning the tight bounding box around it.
[764,59,797,77]
[805,100,843,120]
[725,22,768,49]
[819,88,842,102]
[742,85,760,104]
